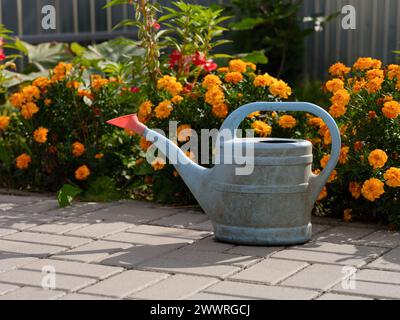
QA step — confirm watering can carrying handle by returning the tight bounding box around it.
[220,102,341,195]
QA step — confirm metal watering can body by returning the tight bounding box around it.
[108,102,341,246]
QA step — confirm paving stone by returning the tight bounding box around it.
[0,194,44,205]
[27,217,91,234]
[13,200,59,213]
[183,236,235,253]
[205,281,319,300]
[226,245,283,257]
[20,259,123,279]
[0,239,66,257]
[230,259,308,285]
[313,226,375,243]
[312,224,332,235]
[0,253,38,272]
[281,264,347,290]
[103,231,194,246]
[185,220,214,232]
[152,212,209,228]
[80,270,169,298]
[0,269,97,291]
[317,293,373,300]
[44,202,107,217]
[99,243,187,267]
[66,222,132,239]
[0,212,58,230]
[0,228,18,237]
[0,286,65,300]
[2,232,91,248]
[355,230,400,248]
[0,283,19,295]
[52,240,132,263]
[60,293,116,300]
[0,203,20,212]
[367,247,400,271]
[186,292,253,300]
[126,225,210,241]
[356,269,400,285]
[130,274,219,300]
[272,242,387,267]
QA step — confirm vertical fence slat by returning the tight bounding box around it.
[106,0,112,33]
[16,0,23,36]
[397,0,400,52]
[72,0,79,33]
[90,0,96,34]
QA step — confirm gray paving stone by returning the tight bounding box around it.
[0,239,66,257]
[185,220,214,232]
[0,228,18,237]
[355,230,400,248]
[0,212,58,230]
[313,226,375,243]
[183,236,236,253]
[130,274,219,300]
[367,247,400,271]
[356,269,400,285]
[186,292,253,300]
[226,245,283,257]
[103,232,194,246]
[60,293,116,300]
[0,203,20,212]
[52,240,132,263]
[281,264,348,290]
[66,222,132,239]
[312,224,332,235]
[230,259,308,285]
[125,224,210,241]
[0,194,44,205]
[205,281,319,300]
[151,212,209,228]
[0,253,38,272]
[317,293,373,300]
[0,283,19,295]
[80,270,169,298]
[44,202,107,217]
[13,200,59,213]
[27,217,91,234]
[0,286,65,300]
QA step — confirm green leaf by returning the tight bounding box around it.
[103,0,130,9]
[81,177,121,202]
[238,50,269,64]
[230,17,265,31]
[57,184,82,208]
[70,42,86,56]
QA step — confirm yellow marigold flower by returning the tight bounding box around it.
[138,100,153,123]
[330,89,350,107]
[339,146,350,164]
[72,141,85,157]
[278,115,297,129]
[75,165,90,181]
[177,124,192,142]
[353,57,382,71]
[16,153,31,170]
[307,117,324,127]
[382,101,400,119]
[361,178,385,201]
[387,64,400,80]
[32,77,51,89]
[157,75,183,96]
[329,62,350,77]
[269,80,292,99]
[343,209,353,222]
[225,72,243,85]
[329,104,347,118]
[366,77,384,94]
[21,102,39,119]
[229,59,247,73]
[151,157,166,171]
[202,74,222,89]
[33,127,48,144]
[352,79,366,93]
[22,85,41,102]
[251,120,272,137]
[139,136,152,151]
[0,116,10,130]
[247,111,260,119]
[366,68,384,80]
[326,78,344,93]
[212,103,229,118]
[171,95,184,104]
[253,74,275,87]
[205,86,224,106]
[317,186,328,201]
[95,153,104,159]
[320,154,330,169]
[368,149,388,169]
[349,182,362,199]
[10,92,24,108]
[384,167,400,187]
[155,100,173,119]
[246,62,257,71]
[44,98,52,106]
[217,67,229,73]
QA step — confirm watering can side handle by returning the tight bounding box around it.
[219,102,341,201]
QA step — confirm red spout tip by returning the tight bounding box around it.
[107,114,147,135]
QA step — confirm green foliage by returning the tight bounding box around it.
[80,177,122,202]
[57,184,82,207]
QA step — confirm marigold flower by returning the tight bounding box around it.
[354,141,363,152]
[329,104,347,118]
[72,141,85,157]
[387,64,400,80]
[157,75,183,96]
[353,57,382,71]
[278,115,297,129]
[329,62,350,77]
[139,136,152,151]
[328,169,337,183]
[339,146,350,164]
[343,209,353,222]
[32,77,51,89]
[366,77,384,94]
[307,117,324,127]
[225,72,243,85]
[330,89,350,107]
[205,86,224,106]
[75,165,90,180]
[382,101,400,119]
[269,80,292,99]
[33,127,48,144]
[352,79,366,93]
[229,59,247,73]
[212,103,229,118]
[77,89,93,100]
[22,85,41,102]
[368,110,377,120]
[44,98,52,106]
[366,68,384,80]
[177,124,192,142]
[325,79,344,93]
[217,67,229,73]
[349,182,362,199]
[361,178,385,201]
[16,153,31,170]
[202,75,222,89]
[320,154,330,169]
[317,186,328,201]
[91,77,108,91]
[21,102,39,119]
[10,92,24,108]
[251,120,272,137]
[66,81,81,89]
[171,95,184,104]
[253,74,275,87]
[138,100,153,123]
[247,112,260,119]
[155,100,173,119]
[0,116,10,130]
[151,157,166,171]
[95,153,104,159]
[384,167,400,188]
[246,62,257,71]
[368,149,388,169]
[52,62,73,81]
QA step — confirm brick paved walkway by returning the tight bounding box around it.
[0,193,399,300]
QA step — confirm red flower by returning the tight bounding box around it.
[130,86,140,93]
[183,83,194,94]
[149,20,160,30]
[0,49,5,61]
[203,59,218,72]
[169,50,182,69]
[192,51,206,66]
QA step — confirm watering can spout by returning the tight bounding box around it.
[107,114,212,212]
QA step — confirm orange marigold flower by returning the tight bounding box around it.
[32,77,51,89]
[352,79,366,93]
[317,186,328,201]
[95,153,104,159]
[329,62,350,77]
[72,141,85,157]
[77,89,93,100]
[325,78,344,93]
[368,149,388,169]
[212,103,229,118]
[0,116,10,130]
[33,127,48,144]
[22,85,41,102]
[307,117,324,127]
[366,77,384,94]
[330,89,350,107]
[16,153,31,170]
[329,104,347,118]
[52,62,73,81]
[368,110,377,120]
[251,120,272,137]
[10,92,24,108]
[217,67,229,73]
[343,209,353,222]
[382,101,400,119]
[387,64,400,80]
[155,100,173,119]
[66,81,81,89]
[269,80,292,99]
[339,146,350,164]
[171,95,184,104]
[91,77,109,91]
[384,167,400,188]
[75,165,90,180]
[253,74,275,87]
[157,75,183,96]
[278,115,297,129]
[44,98,52,106]
[229,59,247,73]
[139,136,152,151]
[205,86,224,106]
[177,124,192,142]
[21,102,39,119]
[354,141,363,152]
[328,169,337,183]
[202,74,222,89]
[246,62,257,71]
[353,57,382,71]
[225,72,243,85]
[138,100,153,123]
[320,154,330,169]
[349,182,362,199]
[366,68,384,80]
[361,178,385,201]
[151,157,166,171]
